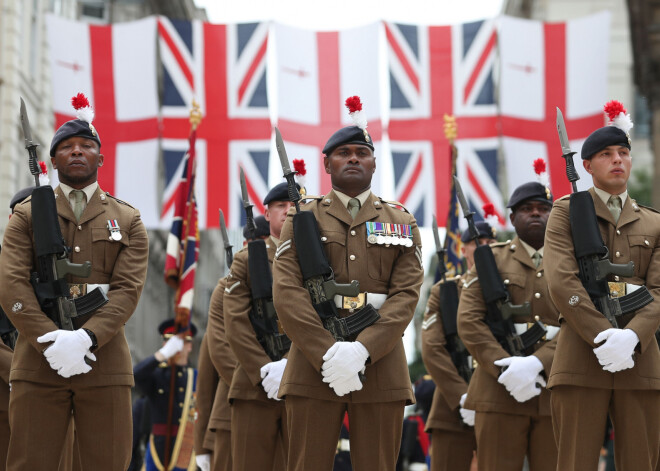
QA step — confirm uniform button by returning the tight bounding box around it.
[536,272,542,278]
[615,251,621,257]
[374,201,380,206]
[534,292,541,299]
[179,402,184,408]
[349,255,356,261]
[77,225,82,230]
[645,239,650,246]
[100,194,106,201]
[109,237,113,241]
[350,230,356,236]
[510,244,516,251]
[74,246,80,253]
[616,230,621,235]
[503,279,510,285]
[179,387,184,392]
[158,389,164,394]
[325,199,332,204]
[177,372,183,377]
[321,236,327,242]
[614,275,620,281]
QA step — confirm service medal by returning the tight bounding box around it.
[107,219,122,241]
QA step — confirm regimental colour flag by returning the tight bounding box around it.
[274,22,383,197]
[499,12,610,198]
[46,14,161,226]
[165,128,200,326]
[158,18,272,229]
[387,19,503,228]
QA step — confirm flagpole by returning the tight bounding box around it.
[443,114,461,275]
[164,100,202,468]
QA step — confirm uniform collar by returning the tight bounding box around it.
[592,186,628,207]
[59,182,99,205]
[333,189,372,209]
[518,238,544,258]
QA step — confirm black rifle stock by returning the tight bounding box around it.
[247,239,290,361]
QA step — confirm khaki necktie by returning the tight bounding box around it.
[607,195,622,223]
[347,198,361,220]
[532,252,542,268]
[71,190,86,222]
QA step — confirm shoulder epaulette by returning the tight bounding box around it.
[557,194,570,202]
[378,198,410,213]
[490,239,511,248]
[105,192,136,209]
[300,195,323,203]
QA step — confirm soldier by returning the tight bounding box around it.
[272,101,424,471]
[133,319,198,471]
[193,334,218,471]
[544,105,660,470]
[224,188,293,470]
[421,221,495,471]
[0,97,149,471]
[204,216,269,471]
[457,182,560,471]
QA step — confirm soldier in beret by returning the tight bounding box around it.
[421,221,496,471]
[0,96,149,471]
[457,181,559,471]
[133,320,198,471]
[544,105,660,470]
[224,184,295,470]
[272,98,424,471]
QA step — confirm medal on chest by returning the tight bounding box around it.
[366,222,413,247]
[107,219,122,241]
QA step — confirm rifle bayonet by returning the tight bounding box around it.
[219,209,233,268]
[556,107,580,193]
[452,176,480,241]
[274,127,301,212]
[19,97,41,186]
[239,168,256,239]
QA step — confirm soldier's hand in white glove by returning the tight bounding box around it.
[195,453,211,471]
[260,358,287,401]
[37,329,96,375]
[494,355,544,394]
[509,374,546,402]
[156,336,184,361]
[321,341,369,385]
[459,393,475,426]
[593,328,639,372]
[329,373,363,397]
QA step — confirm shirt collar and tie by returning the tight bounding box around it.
[593,186,627,224]
[59,182,99,222]
[519,239,544,268]
[333,189,371,220]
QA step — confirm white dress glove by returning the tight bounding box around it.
[195,453,211,471]
[321,341,369,385]
[260,358,287,401]
[37,329,96,377]
[593,328,639,373]
[459,393,475,426]
[509,374,546,403]
[494,355,544,393]
[158,336,185,360]
[329,373,363,397]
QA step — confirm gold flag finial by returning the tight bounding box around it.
[190,99,203,130]
[443,114,457,142]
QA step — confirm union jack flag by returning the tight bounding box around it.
[386,20,504,228]
[158,17,271,229]
[164,129,199,327]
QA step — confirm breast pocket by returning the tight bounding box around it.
[321,231,347,279]
[628,235,655,278]
[91,227,130,274]
[366,242,401,281]
[501,273,529,314]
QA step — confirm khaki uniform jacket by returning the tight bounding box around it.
[272,191,423,404]
[0,186,148,387]
[0,344,12,412]
[421,275,469,432]
[457,237,559,416]
[224,238,279,402]
[207,277,234,431]
[544,188,660,390]
[194,334,218,454]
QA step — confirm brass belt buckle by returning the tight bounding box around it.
[608,282,626,298]
[342,293,366,310]
[69,283,87,299]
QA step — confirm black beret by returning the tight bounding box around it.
[9,187,35,212]
[243,215,270,239]
[507,182,553,209]
[581,126,631,160]
[158,319,197,338]
[322,126,374,155]
[461,221,497,243]
[50,119,101,157]
[262,182,300,206]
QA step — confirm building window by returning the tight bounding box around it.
[81,3,105,19]
[634,90,651,139]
